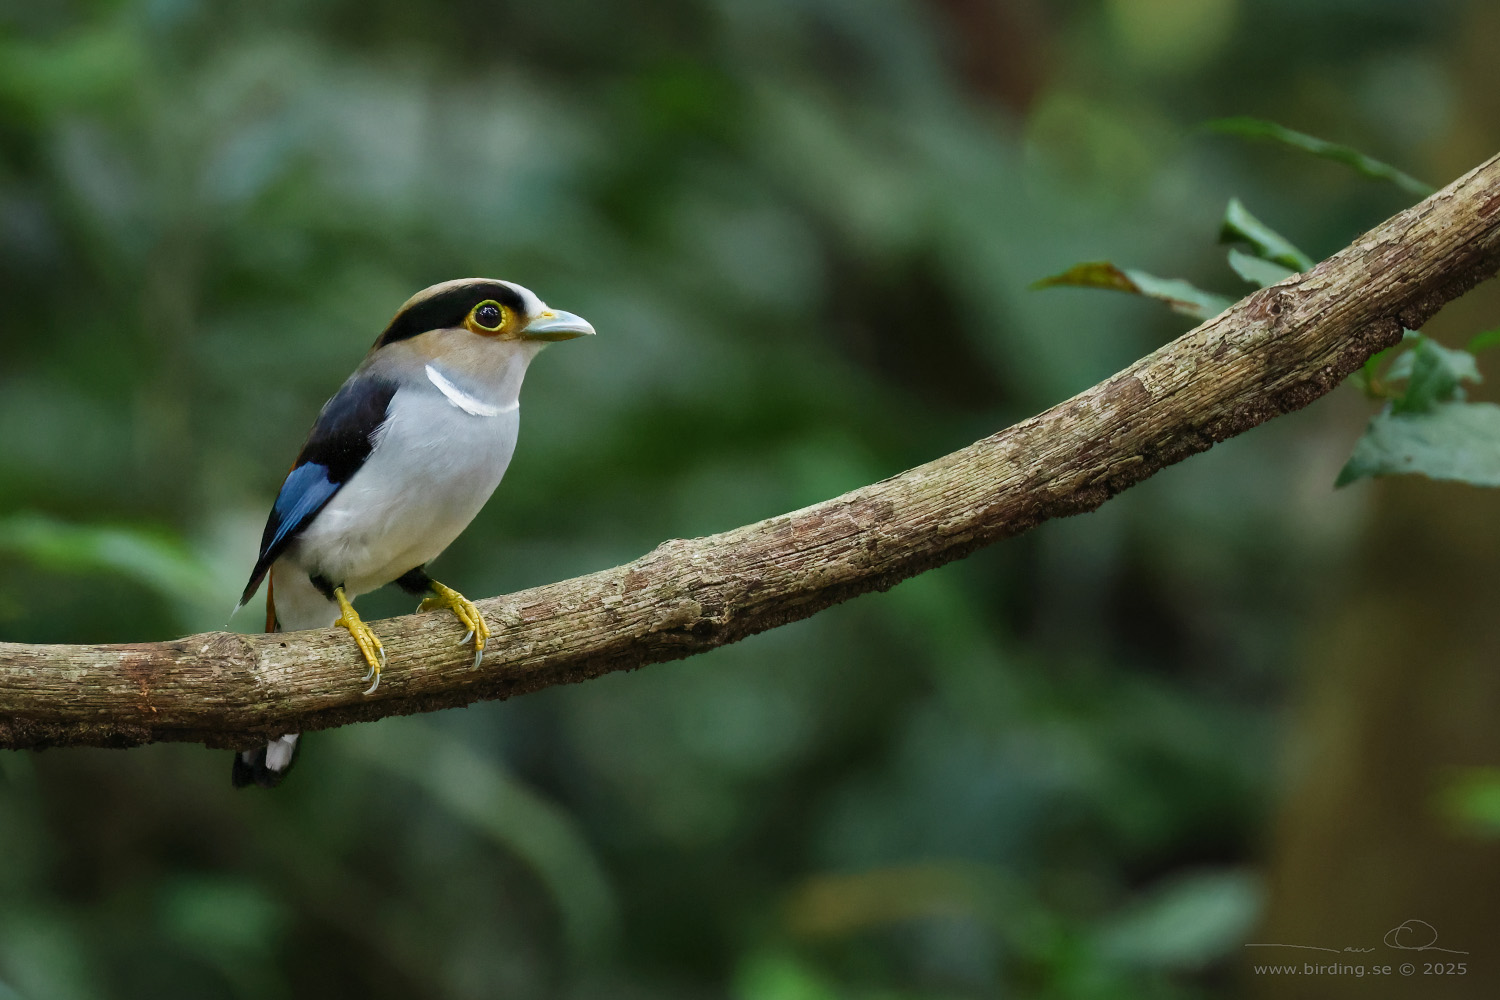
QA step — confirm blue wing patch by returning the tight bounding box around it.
[266,462,340,561]
[238,373,399,608]
[237,462,341,609]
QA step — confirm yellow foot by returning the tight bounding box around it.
[418,580,490,667]
[333,587,386,695]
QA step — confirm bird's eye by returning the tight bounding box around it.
[470,300,506,332]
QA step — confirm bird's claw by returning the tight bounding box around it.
[334,587,385,696]
[419,581,490,666]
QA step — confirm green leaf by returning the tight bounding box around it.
[1032,261,1232,321]
[1386,335,1480,414]
[1226,248,1296,288]
[1466,327,1500,354]
[1204,117,1436,198]
[1336,402,1500,487]
[1120,270,1234,321]
[1219,199,1314,271]
[1032,261,1137,294]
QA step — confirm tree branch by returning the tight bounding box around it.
[6,152,1500,753]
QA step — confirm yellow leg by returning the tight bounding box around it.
[333,587,386,695]
[418,580,490,667]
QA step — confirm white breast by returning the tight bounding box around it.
[289,378,520,596]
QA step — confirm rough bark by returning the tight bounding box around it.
[5,152,1500,753]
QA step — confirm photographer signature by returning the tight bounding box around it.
[1244,919,1468,955]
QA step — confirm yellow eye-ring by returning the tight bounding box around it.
[468,299,507,333]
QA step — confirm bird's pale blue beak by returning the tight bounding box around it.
[523,309,596,341]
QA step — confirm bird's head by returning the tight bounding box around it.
[363,278,594,392]
[371,277,595,352]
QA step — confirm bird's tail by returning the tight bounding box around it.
[232,570,303,789]
[232,734,301,788]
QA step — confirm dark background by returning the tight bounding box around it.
[2,1,1499,997]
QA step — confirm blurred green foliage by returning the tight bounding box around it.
[0,0,1486,997]
[1437,767,1500,839]
[0,514,215,629]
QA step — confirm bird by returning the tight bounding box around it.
[231,278,595,788]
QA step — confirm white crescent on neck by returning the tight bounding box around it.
[425,363,517,417]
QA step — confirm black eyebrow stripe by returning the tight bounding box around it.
[373,281,528,347]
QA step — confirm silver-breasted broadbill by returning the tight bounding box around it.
[233,278,594,787]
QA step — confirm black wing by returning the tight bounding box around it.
[238,373,399,607]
